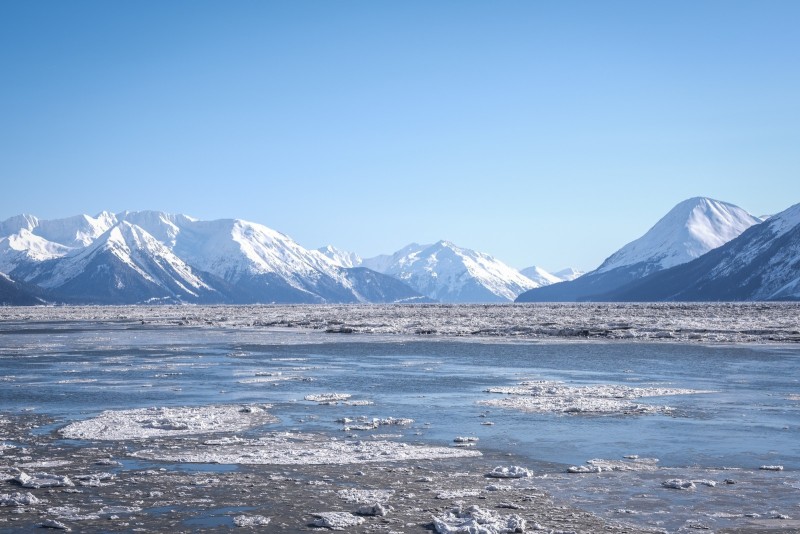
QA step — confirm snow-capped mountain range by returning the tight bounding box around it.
[517,197,764,302]
[0,212,428,304]
[358,241,541,303]
[2,196,797,305]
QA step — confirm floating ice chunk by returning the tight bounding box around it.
[482,380,712,416]
[75,472,115,487]
[60,404,277,440]
[312,512,364,530]
[454,436,479,443]
[433,504,525,533]
[0,491,40,506]
[336,488,394,504]
[20,460,71,469]
[487,466,532,479]
[233,515,271,527]
[760,465,784,471]
[662,479,695,490]
[305,393,351,403]
[567,465,602,474]
[13,471,74,488]
[436,489,482,499]
[39,519,71,531]
[568,458,659,473]
[356,503,388,516]
[342,417,413,431]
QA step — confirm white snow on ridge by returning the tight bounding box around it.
[520,265,562,286]
[553,267,585,281]
[0,229,70,273]
[597,197,761,273]
[365,241,537,302]
[317,245,363,268]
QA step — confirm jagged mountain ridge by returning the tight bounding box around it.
[359,240,538,302]
[0,211,426,304]
[517,197,762,302]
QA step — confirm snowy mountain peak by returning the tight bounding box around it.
[597,197,760,273]
[553,267,585,281]
[520,265,562,286]
[363,241,537,302]
[317,245,363,268]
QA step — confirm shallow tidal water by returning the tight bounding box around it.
[1,316,799,532]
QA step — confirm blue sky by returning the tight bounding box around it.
[2,1,798,271]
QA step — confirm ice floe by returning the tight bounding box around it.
[759,465,784,471]
[233,514,271,527]
[433,504,526,533]
[487,466,532,479]
[567,458,661,473]
[341,416,414,431]
[131,432,481,465]
[305,393,352,404]
[59,404,277,440]
[13,470,74,488]
[0,491,40,506]
[312,511,365,529]
[481,380,712,416]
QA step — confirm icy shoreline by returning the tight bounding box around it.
[2,302,800,343]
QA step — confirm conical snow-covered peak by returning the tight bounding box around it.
[597,197,761,273]
[520,265,562,286]
[364,240,537,302]
[317,245,363,268]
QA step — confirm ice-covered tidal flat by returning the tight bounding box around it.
[2,302,800,343]
[1,305,799,532]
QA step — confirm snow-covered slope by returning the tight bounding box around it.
[601,202,800,301]
[0,212,118,248]
[364,241,537,302]
[520,266,562,286]
[18,222,220,304]
[553,267,585,281]
[517,197,761,302]
[317,245,363,268]
[0,229,70,274]
[597,197,760,274]
[2,210,427,304]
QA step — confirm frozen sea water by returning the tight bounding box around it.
[0,304,799,532]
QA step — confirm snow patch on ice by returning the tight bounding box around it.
[60,404,277,440]
[482,380,711,416]
[131,432,481,465]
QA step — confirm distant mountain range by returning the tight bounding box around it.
[2,197,798,305]
[0,212,428,305]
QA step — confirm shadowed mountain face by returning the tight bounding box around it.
[0,272,45,305]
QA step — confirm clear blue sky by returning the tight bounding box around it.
[2,1,798,271]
